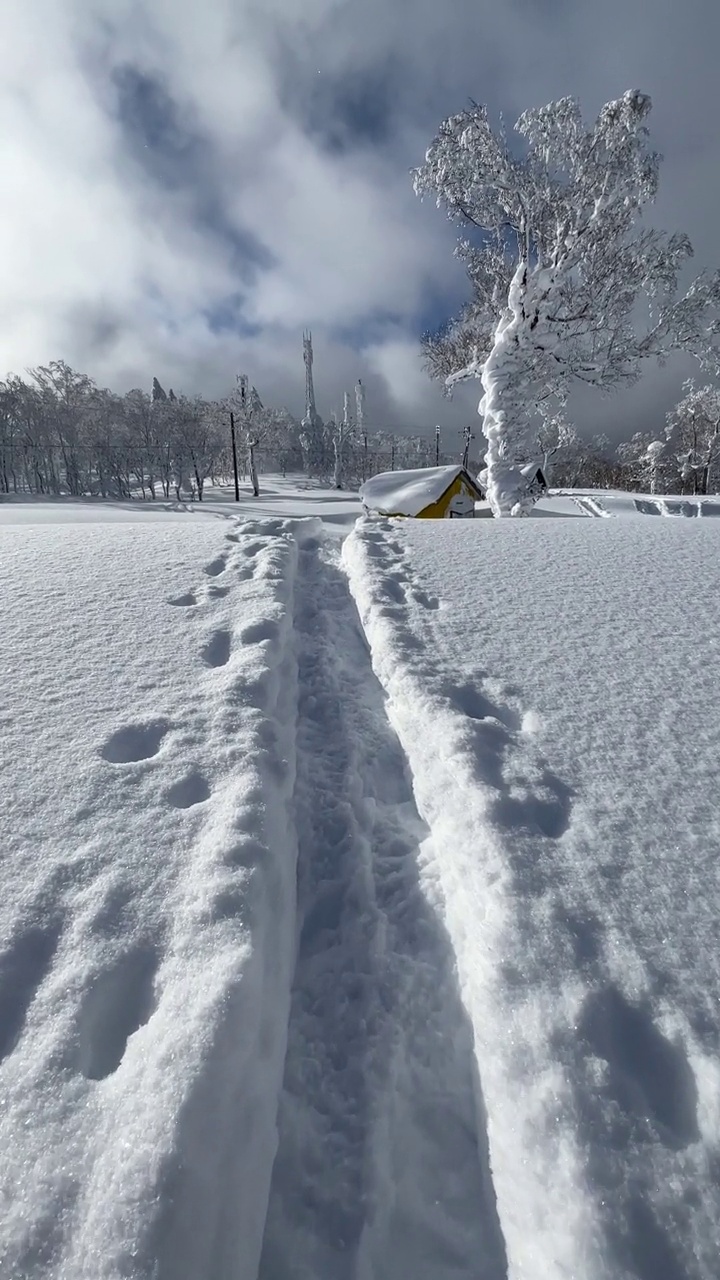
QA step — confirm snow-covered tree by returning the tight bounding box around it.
[414,90,720,516]
[537,411,579,481]
[643,439,666,494]
[226,376,299,495]
[332,393,354,489]
[28,361,96,496]
[230,376,261,496]
[665,380,720,494]
[178,397,226,501]
[616,431,668,492]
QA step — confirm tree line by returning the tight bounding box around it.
[537,381,720,495]
[0,361,449,501]
[0,358,716,502]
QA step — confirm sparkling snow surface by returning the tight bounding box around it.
[3,482,720,1280]
[344,515,720,1280]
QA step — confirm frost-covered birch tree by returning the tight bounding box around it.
[414,90,720,515]
[666,380,720,494]
[537,411,579,481]
[643,440,666,494]
[332,393,353,489]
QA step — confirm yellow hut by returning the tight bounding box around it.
[360,465,486,519]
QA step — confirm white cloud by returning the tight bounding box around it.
[1,0,719,437]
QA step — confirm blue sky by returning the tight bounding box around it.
[2,0,720,438]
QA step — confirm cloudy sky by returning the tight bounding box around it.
[3,0,719,441]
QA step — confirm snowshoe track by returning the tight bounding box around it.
[258,536,505,1280]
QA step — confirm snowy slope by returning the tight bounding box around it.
[344,515,720,1280]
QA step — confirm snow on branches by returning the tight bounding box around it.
[414,89,720,515]
[666,379,720,494]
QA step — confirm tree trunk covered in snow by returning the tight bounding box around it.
[248,439,259,497]
[332,395,353,490]
[332,435,344,489]
[479,262,561,516]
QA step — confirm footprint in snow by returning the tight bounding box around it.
[578,984,700,1148]
[410,588,440,610]
[167,592,197,608]
[492,783,572,841]
[239,540,270,557]
[166,771,211,809]
[238,618,279,645]
[200,629,232,668]
[206,584,230,599]
[379,575,406,604]
[101,719,170,764]
[446,683,521,730]
[0,920,63,1062]
[203,556,227,578]
[76,943,159,1080]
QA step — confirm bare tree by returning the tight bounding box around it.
[414,90,720,516]
[28,361,97,496]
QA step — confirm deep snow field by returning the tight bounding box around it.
[2,476,719,1280]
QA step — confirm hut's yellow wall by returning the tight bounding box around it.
[417,472,472,519]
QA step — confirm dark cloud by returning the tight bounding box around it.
[112,65,200,170]
[276,57,403,155]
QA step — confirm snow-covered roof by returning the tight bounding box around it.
[520,461,547,483]
[359,465,481,517]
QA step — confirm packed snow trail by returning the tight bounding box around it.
[259,531,505,1280]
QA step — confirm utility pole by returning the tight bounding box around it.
[391,440,395,470]
[435,425,440,466]
[230,411,240,501]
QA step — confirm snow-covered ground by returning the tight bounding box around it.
[550,488,720,518]
[344,513,720,1280]
[0,476,361,531]
[2,477,719,1279]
